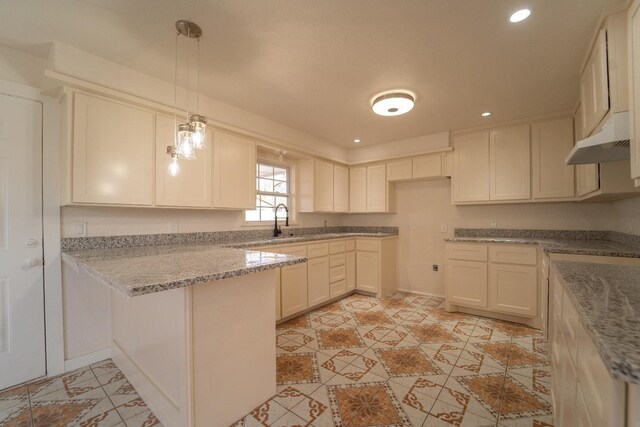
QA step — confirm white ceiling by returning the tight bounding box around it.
[0,0,617,147]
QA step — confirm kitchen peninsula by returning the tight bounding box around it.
[63,243,305,427]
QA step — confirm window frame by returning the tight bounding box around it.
[244,161,294,225]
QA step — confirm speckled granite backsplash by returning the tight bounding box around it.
[453,228,640,248]
[61,226,398,252]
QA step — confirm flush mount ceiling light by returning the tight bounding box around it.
[482,112,492,117]
[371,91,416,116]
[167,19,208,177]
[354,139,361,143]
[510,9,531,23]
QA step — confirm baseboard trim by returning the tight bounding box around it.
[397,288,445,298]
[64,348,111,372]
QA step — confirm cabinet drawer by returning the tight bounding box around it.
[330,253,346,268]
[329,241,346,254]
[446,244,488,262]
[279,245,307,257]
[489,245,537,265]
[307,243,329,258]
[330,279,347,298]
[330,265,346,283]
[345,240,356,252]
[356,239,380,252]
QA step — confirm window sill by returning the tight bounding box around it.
[241,221,300,228]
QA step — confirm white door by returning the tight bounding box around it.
[0,93,45,389]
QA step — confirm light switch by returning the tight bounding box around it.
[74,222,87,237]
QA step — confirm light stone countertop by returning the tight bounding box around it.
[224,232,397,248]
[445,237,640,258]
[551,261,640,384]
[63,244,306,297]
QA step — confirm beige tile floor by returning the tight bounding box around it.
[233,292,553,427]
[0,291,553,427]
[0,359,162,427]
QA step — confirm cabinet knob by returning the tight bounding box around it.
[24,258,42,268]
[25,239,38,248]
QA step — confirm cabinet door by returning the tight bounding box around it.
[366,164,387,212]
[315,160,334,212]
[346,251,356,291]
[155,115,212,207]
[308,257,330,307]
[488,263,537,317]
[213,130,256,209]
[580,61,596,137]
[72,93,154,205]
[333,165,349,212]
[386,158,412,181]
[592,30,610,132]
[412,154,442,179]
[356,251,379,293]
[275,268,282,321]
[281,262,308,317]
[452,132,490,202]
[531,118,575,199]
[490,125,531,201]
[630,3,640,181]
[349,166,367,212]
[446,260,488,308]
[577,164,600,196]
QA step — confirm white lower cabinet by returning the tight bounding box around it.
[445,243,541,326]
[356,250,380,294]
[346,250,356,292]
[281,263,308,318]
[307,256,330,307]
[446,260,488,308]
[550,271,627,427]
[275,267,282,321]
[355,238,398,297]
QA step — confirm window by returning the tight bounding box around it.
[245,162,290,222]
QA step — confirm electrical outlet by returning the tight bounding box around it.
[433,265,439,272]
[74,222,87,237]
[490,219,497,229]
[440,224,448,233]
[169,221,178,233]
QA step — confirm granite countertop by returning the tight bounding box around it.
[63,244,306,297]
[225,232,397,248]
[445,236,640,258]
[551,261,640,384]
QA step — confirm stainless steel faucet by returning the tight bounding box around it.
[274,204,289,237]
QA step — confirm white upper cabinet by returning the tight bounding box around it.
[629,2,640,183]
[489,125,531,201]
[581,30,610,137]
[386,158,412,181]
[155,115,212,208]
[299,159,334,212]
[412,154,442,179]
[349,166,367,213]
[333,164,349,212]
[531,118,575,199]
[366,164,387,212]
[452,131,490,203]
[72,92,154,205]
[212,130,257,209]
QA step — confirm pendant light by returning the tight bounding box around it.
[167,20,207,175]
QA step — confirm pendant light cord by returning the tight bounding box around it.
[196,36,200,114]
[173,30,179,148]
[186,27,191,121]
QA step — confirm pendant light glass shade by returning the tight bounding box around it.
[177,123,196,160]
[167,146,181,177]
[189,114,207,149]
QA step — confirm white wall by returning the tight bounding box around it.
[344,178,622,296]
[612,196,640,235]
[0,44,47,88]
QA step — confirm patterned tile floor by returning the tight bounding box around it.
[0,359,161,427]
[234,292,554,427]
[0,292,553,427]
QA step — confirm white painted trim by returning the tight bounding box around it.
[0,78,65,377]
[64,348,112,372]
[397,288,445,298]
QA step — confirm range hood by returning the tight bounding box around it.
[565,111,631,165]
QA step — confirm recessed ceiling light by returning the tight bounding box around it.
[482,112,492,117]
[510,9,531,23]
[354,139,361,143]
[371,91,415,116]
